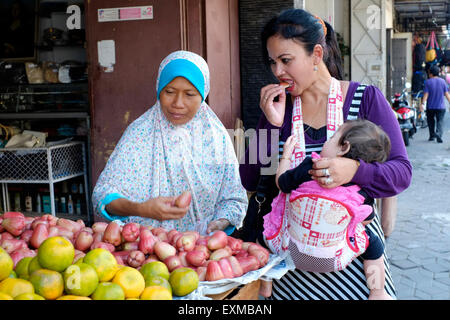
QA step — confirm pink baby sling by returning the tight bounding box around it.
[264,179,372,272]
[263,78,371,272]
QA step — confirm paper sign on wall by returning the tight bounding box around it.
[98,40,115,72]
[98,6,153,22]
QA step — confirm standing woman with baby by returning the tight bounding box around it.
[239,9,411,300]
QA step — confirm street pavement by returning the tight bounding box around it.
[386,105,450,300]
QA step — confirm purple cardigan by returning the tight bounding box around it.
[239,82,412,199]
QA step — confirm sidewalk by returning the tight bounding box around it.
[386,108,450,300]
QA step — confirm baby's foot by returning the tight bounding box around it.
[368,289,393,300]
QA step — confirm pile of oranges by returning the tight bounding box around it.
[0,237,198,300]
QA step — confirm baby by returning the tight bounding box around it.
[261,119,393,300]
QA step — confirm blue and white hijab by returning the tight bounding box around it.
[92,51,247,233]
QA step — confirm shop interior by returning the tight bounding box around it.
[0,0,92,223]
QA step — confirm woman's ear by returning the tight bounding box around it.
[338,140,351,156]
[313,44,324,64]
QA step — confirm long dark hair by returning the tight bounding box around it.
[261,9,343,80]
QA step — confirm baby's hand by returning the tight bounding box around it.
[282,135,297,159]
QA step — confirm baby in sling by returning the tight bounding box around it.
[262,119,393,300]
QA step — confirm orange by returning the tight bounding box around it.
[112,266,145,299]
[0,247,13,281]
[29,269,64,300]
[37,237,75,272]
[140,261,170,281]
[57,295,91,300]
[15,257,33,280]
[0,292,13,300]
[0,278,34,298]
[168,267,199,297]
[63,263,99,297]
[140,286,172,300]
[91,282,125,300]
[28,256,42,275]
[145,276,172,294]
[83,248,118,282]
[14,293,45,300]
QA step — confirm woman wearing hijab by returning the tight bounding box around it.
[92,50,248,235]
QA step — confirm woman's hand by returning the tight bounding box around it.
[139,196,189,221]
[309,157,360,188]
[206,218,230,234]
[260,84,287,127]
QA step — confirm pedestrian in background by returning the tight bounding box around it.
[421,65,450,143]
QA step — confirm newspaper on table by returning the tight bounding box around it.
[177,252,295,300]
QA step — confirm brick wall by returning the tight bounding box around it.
[239,0,294,130]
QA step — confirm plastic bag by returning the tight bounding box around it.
[25,62,44,84]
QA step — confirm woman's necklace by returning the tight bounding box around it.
[301,102,327,136]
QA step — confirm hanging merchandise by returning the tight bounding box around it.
[413,42,426,71]
[412,70,427,94]
[425,31,440,63]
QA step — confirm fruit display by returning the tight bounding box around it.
[0,211,271,300]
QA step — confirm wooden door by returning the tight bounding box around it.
[85,0,205,186]
[350,0,386,95]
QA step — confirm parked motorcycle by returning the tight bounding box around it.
[391,82,417,146]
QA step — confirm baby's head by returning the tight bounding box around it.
[321,119,391,163]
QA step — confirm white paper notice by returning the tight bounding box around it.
[97,40,116,72]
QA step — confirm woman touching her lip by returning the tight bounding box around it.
[239,9,411,300]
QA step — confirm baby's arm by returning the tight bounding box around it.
[276,135,296,189]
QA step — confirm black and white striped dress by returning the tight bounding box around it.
[269,85,397,300]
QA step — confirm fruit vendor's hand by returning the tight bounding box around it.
[107,197,188,221]
[139,197,189,221]
[206,218,230,234]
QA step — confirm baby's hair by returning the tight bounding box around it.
[338,119,391,163]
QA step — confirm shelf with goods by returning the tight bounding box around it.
[0,82,88,114]
[0,141,92,224]
[0,81,92,224]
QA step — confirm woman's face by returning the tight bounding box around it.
[266,35,317,96]
[159,76,203,125]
